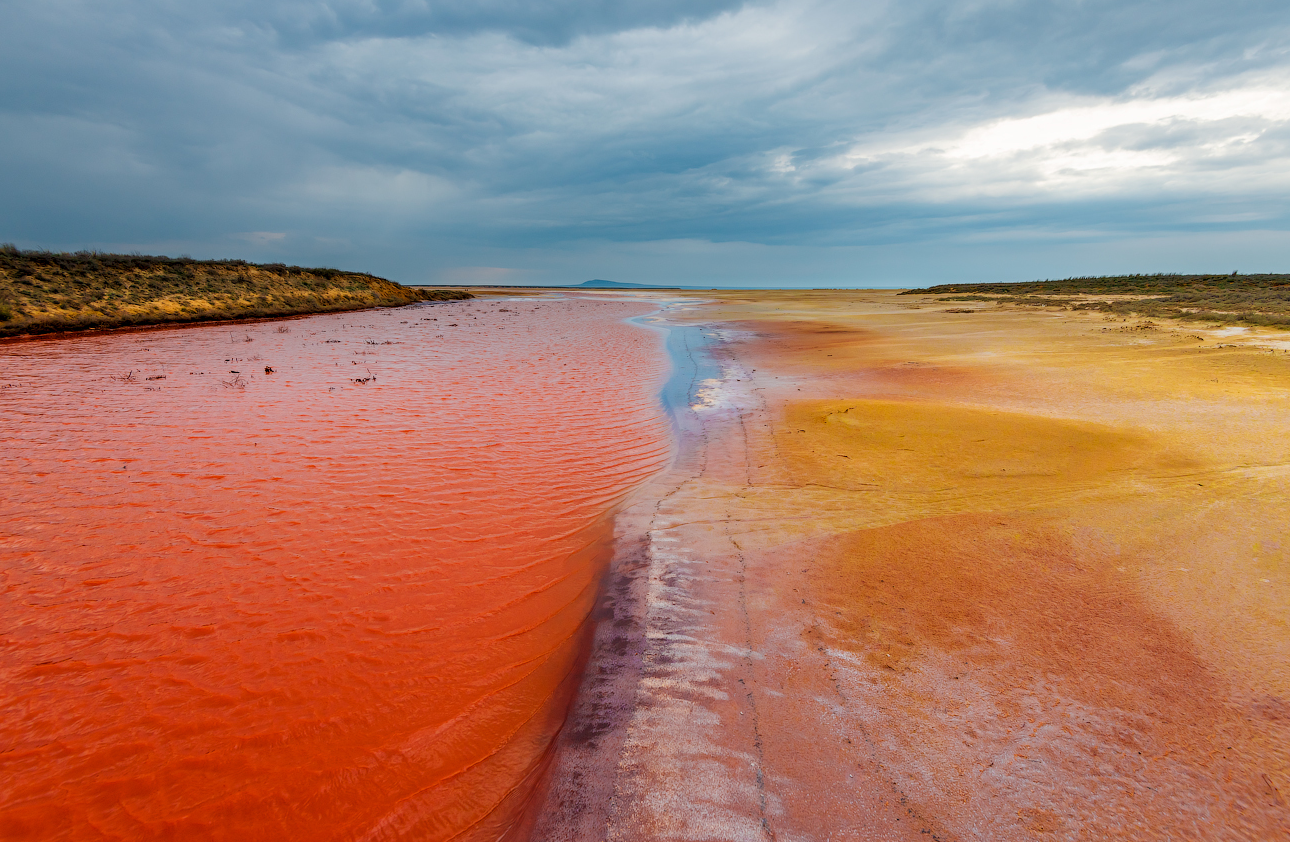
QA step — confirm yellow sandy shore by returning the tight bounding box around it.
[529,290,1289,841]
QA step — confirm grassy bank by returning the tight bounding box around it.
[903,273,1290,328]
[0,246,471,337]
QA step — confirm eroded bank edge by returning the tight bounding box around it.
[513,309,730,841]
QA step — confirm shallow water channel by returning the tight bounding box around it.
[0,297,671,841]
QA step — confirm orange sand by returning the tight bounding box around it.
[533,290,1290,841]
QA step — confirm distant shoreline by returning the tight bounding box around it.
[903,273,1290,328]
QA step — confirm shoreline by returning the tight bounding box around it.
[0,295,470,341]
[0,299,466,345]
[522,306,728,840]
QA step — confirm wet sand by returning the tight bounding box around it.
[0,298,671,841]
[532,290,1290,841]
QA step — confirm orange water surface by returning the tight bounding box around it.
[0,297,671,841]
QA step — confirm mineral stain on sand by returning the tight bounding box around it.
[815,513,1280,839]
[531,290,1290,842]
[0,298,670,841]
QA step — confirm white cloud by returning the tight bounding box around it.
[949,84,1290,159]
[833,71,1290,200]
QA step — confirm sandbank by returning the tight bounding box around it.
[529,289,1290,841]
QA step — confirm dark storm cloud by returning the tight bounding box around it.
[2,0,1289,284]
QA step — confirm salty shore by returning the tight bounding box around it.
[528,289,1290,841]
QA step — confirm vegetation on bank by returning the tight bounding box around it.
[0,245,471,337]
[902,273,1290,328]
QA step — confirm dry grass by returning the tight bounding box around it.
[0,245,471,337]
[904,273,1290,328]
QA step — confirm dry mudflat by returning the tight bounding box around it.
[532,289,1290,841]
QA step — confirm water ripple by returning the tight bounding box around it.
[0,297,671,841]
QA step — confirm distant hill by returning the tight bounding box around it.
[575,279,680,289]
[0,246,471,337]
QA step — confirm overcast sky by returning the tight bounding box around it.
[3,1,1289,286]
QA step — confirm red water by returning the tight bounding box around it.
[0,298,671,841]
